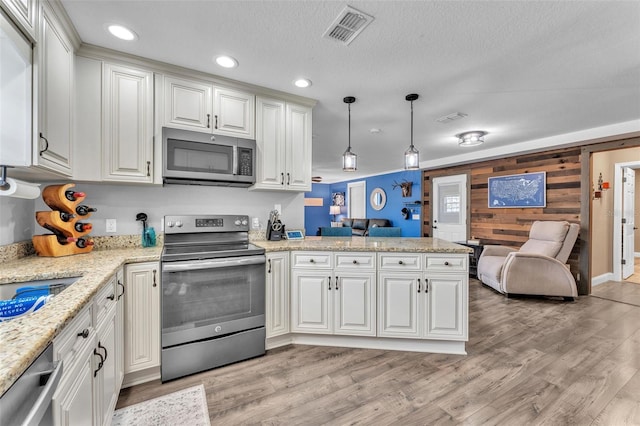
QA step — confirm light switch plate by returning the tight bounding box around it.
[106,219,117,233]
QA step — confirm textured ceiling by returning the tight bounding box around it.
[61,0,640,182]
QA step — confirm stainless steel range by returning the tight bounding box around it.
[161,214,266,382]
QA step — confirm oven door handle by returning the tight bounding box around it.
[162,255,266,272]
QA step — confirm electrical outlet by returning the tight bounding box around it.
[105,219,117,233]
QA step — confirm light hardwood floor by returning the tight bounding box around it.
[117,279,640,425]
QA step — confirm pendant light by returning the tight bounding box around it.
[342,96,357,172]
[404,93,420,170]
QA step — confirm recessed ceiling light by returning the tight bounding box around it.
[107,24,137,41]
[215,56,238,68]
[294,78,312,88]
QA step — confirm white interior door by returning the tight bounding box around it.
[623,167,635,279]
[348,181,366,218]
[432,174,467,242]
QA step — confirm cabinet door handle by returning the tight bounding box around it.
[93,349,104,377]
[39,133,49,155]
[281,173,285,185]
[335,276,339,290]
[117,280,125,300]
[77,328,89,339]
[287,173,291,185]
[215,115,218,129]
[107,294,115,301]
[328,276,332,290]
[147,161,151,177]
[417,278,421,293]
[425,279,429,293]
[267,259,272,273]
[207,113,211,128]
[153,269,157,287]
[98,341,108,362]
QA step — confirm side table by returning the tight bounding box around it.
[455,242,484,278]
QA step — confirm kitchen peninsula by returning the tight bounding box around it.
[254,236,473,356]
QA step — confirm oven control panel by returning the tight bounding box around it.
[164,215,250,233]
[196,218,224,227]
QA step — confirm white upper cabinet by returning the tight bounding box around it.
[252,96,312,192]
[213,86,255,138]
[102,63,154,183]
[0,0,36,41]
[35,1,73,176]
[163,75,255,139]
[164,75,213,132]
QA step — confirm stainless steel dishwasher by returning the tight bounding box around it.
[0,344,63,426]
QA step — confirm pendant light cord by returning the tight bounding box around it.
[410,100,414,149]
[348,103,351,151]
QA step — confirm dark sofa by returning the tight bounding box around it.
[341,218,392,236]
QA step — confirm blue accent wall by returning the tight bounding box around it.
[303,183,332,236]
[304,170,422,237]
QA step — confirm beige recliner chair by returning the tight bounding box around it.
[477,221,579,299]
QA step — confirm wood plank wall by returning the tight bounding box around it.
[422,146,581,277]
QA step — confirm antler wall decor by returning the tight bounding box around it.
[392,180,413,197]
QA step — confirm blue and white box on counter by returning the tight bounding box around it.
[0,295,53,321]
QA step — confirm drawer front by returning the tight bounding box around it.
[53,305,93,369]
[378,253,422,271]
[292,251,332,269]
[94,276,117,326]
[334,252,375,271]
[425,254,467,272]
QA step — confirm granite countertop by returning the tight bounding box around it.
[0,236,470,396]
[0,246,161,396]
[253,236,474,254]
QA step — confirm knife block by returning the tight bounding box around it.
[33,184,94,257]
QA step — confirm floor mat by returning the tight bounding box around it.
[112,384,210,426]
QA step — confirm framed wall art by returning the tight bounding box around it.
[488,172,546,208]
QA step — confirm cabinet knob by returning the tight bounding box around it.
[77,329,89,339]
[398,260,404,265]
[107,294,115,301]
[444,261,450,266]
[309,259,315,263]
[352,260,358,264]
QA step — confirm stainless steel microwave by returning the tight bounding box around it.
[162,127,256,187]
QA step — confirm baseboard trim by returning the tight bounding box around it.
[592,272,615,286]
[122,366,161,388]
[267,333,467,355]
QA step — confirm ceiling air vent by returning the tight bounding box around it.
[436,112,468,124]
[323,6,374,46]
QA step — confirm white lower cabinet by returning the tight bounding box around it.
[124,262,160,381]
[94,305,117,426]
[266,252,289,338]
[53,269,123,426]
[377,272,420,338]
[291,252,376,337]
[53,348,94,426]
[378,253,468,341]
[52,306,95,426]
